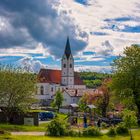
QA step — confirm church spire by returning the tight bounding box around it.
[64,37,72,59]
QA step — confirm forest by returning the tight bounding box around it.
[80,72,111,88]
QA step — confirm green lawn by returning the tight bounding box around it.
[0,123,47,132]
[0,129,140,140]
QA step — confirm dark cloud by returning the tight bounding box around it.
[0,0,88,58]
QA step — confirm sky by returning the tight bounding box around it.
[0,0,140,73]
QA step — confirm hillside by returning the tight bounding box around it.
[79,72,111,88]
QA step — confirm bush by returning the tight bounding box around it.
[107,127,116,136]
[101,122,108,128]
[46,118,68,136]
[66,130,82,137]
[82,127,102,137]
[116,123,129,135]
[0,129,11,135]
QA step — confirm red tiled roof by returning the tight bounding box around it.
[38,69,61,84]
[38,68,84,85]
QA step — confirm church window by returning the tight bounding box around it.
[70,64,72,68]
[40,86,44,95]
[63,64,66,68]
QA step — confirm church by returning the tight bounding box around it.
[36,38,88,106]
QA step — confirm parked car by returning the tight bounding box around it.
[39,111,55,121]
[101,117,122,126]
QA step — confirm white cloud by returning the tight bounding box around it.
[18,57,46,73]
[59,0,140,56]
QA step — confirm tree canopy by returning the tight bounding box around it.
[0,65,37,122]
[111,45,140,116]
[52,90,63,112]
[80,72,110,88]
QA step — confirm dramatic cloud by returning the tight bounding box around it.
[0,0,88,58]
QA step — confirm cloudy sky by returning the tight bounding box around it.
[0,0,140,73]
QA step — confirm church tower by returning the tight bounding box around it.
[61,37,74,86]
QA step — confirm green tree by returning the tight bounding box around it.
[78,93,88,112]
[111,45,140,117]
[122,110,137,140]
[0,65,37,123]
[53,90,63,112]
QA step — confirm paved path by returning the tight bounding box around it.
[11,132,45,136]
[11,130,108,136]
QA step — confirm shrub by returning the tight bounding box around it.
[116,123,129,135]
[101,122,108,128]
[0,129,11,135]
[46,118,68,136]
[66,130,82,137]
[82,127,102,137]
[107,127,116,136]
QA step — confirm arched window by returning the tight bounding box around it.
[70,64,72,68]
[40,86,44,95]
[63,64,66,68]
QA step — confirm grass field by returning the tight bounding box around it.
[0,129,140,140]
[0,123,47,132]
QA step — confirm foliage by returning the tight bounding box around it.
[116,123,129,135]
[46,118,69,136]
[111,45,140,116]
[80,72,111,88]
[82,127,102,137]
[107,127,116,136]
[122,109,137,140]
[101,122,108,129]
[78,94,88,112]
[52,90,63,112]
[0,65,37,122]
[96,79,111,117]
[66,130,82,137]
[122,110,137,128]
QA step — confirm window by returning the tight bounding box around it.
[51,87,53,92]
[40,86,44,95]
[63,64,66,68]
[70,64,72,68]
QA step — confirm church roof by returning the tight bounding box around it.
[64,37,72,59]
[38,68,84,85]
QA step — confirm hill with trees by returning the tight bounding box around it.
[80,72,111,88]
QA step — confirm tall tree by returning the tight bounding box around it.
[97,79,111,117]
[111,45,140,117]
[53,90,63,112]
[0,65,37,122]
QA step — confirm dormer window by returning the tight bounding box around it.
[63,64,66,68]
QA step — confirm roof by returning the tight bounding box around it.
[38,68,84,85]
[69,103,79,108]
[38,69,61,84]
[64,89,85,97]
[87,105,96,109]
[64,37,72,59]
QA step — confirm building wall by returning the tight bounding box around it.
[61,54,74,86]
[36,83,61,100]
[62,91,71,106]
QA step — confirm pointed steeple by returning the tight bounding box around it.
[64,37,72,59]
